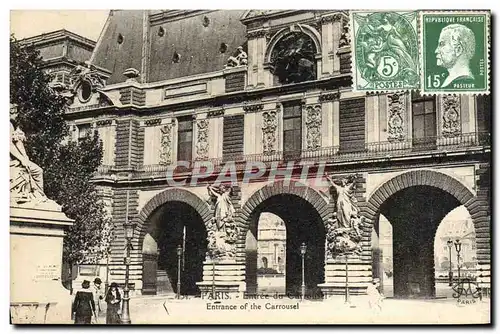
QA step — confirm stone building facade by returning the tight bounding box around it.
[61,10,491,299]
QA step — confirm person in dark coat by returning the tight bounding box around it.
[72,280,96,324]
[105,282,122,324]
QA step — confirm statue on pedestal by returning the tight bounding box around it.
[206,184,239,259]
[325,174,364,258]
[10,105,60,210]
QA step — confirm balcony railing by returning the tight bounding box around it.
[96,132,490,178]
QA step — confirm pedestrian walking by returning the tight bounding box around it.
[72,280,97,324]
[105,282,122,324]
[93,277,105,316]
[367,280,383,312]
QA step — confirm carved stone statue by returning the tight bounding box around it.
[206,184,238,259]
[10,107,60,210]
[325,174,364,258]
[226,46,248,68]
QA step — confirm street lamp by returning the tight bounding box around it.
[447,240,453,286]
[300,242,307,301]
[454,239,462,283]
[176,245,183,299]
[121,220,136,324]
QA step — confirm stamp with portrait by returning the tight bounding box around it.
[420,11,490,94]
[350,11,420,92]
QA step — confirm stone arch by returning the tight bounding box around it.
[363,169,477,231]
[264,24,322,63]
[135,188,212,250]
[238,179,331,236]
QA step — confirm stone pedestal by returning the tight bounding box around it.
[318,260,371,298]
[196,260,245,299]
[10,206,74,324]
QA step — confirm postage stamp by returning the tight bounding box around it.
[420,11,490,94]
[350,11,420,92]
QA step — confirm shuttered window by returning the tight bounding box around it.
[282,101,302,160]
[177,116,193,162]
[222,115,244,161]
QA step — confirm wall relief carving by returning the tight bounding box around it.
[442,95,461,137]
[387,93,406,142]
[270,32,317,84]
[206,185,239,260]
[159,123,173,165]
[305,105,322,149]
[324,174,364,259]
[262,110,278,154]
[196,119,209,160]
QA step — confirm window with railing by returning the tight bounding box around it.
[412,92,437,150]
[282,101,302,160]
[177,116,193,162]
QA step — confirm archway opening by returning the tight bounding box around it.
[141,201,208,296]
[371,185,473,299]
[245,194,325,298]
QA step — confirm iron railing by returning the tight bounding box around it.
[95,132,490,178]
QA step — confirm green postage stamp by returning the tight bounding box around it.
[420,11,490,94]
[351,11,420,92]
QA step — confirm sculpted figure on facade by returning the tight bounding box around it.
[441,95,461,137]
[159,123,173,165]
[206,184,239,259]
[262,110,278,154]
[226,46,248,68]
[324,174,364,258]
[305,105,322,149]
[10,106,60,209]
[68,61,106,91]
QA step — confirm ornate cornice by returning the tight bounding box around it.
[320,13,343,24]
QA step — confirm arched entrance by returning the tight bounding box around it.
[136,188,212,296]
[240,180,330,298]
[366,170,477,299]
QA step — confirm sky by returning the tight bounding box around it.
[10,10,110,41]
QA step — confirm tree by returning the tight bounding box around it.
[440,261,455,271]
[10,35,113,291]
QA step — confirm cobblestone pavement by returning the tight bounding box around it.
[93,294,490,325]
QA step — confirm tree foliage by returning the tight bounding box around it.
[10,35,113,266]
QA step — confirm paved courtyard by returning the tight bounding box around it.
[94,293,490,325]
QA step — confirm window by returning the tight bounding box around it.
[177,116,193,162]
[282,101,302,160]
[412,92,436,149]
[77,123,91,140]
[262,257,268,269]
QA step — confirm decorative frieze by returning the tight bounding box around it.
[319,92,341,102]
[305,105,322,150]
[262,110,278,154]
[95,119,113,127]
[207,109,224,118]
[246,29,269,39]
[196,119,210,160]
[159,123,173,165]
[320,13,343,24]
[144,118,162,127]
[442,95,461,137]
[387,93,406,142]
[243,104,264,113]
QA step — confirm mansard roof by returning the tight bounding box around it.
[90,10,247,85]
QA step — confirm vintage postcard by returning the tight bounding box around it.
[9,9,491,325]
